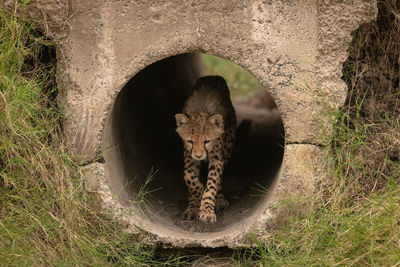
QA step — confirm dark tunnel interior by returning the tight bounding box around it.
[106,53,285,232]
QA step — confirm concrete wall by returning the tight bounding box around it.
[12,0,377,248]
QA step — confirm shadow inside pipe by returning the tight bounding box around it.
[109,53,284,232]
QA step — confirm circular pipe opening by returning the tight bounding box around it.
[104,53,284,240]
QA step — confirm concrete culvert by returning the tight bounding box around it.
[19,0,377,248]
[103,53,284,246]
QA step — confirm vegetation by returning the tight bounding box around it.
[1,0,399,266]
[0,8,185,266]
[202,54,264,100]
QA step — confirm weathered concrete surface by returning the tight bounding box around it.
[11,0,376,161]
[13,0,378,248]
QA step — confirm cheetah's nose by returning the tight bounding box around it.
[193,153,203,159]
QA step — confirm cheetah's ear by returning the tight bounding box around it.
[175,113,188,127]
[208,114,224,129]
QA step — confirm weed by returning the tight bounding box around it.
[0,7,185,266]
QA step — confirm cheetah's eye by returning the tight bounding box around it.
[186,140,193,144]
[204,140,211,145]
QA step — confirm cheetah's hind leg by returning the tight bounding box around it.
[216,191,229,213]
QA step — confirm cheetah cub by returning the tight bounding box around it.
[175,76,236,224]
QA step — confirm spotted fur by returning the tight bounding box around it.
[175,76,236,224]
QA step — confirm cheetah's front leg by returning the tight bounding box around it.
[198,146,224,224]
[182,150,203,220]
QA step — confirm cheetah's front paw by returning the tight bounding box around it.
[198,210,217,224]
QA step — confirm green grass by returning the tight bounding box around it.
[202,54,264,100]
[244,190,400,266]
[1,1,400,266]
[0,8,189,266]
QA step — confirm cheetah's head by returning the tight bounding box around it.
[175,112,224,161]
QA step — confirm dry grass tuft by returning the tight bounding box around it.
[335,0,400,204]
[0,8,184,266]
